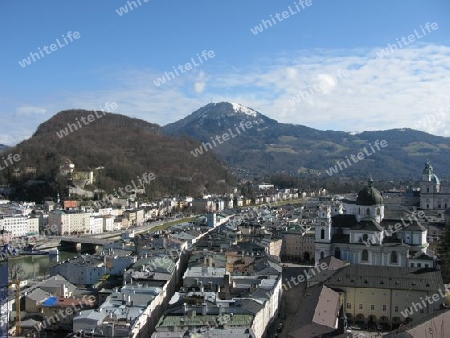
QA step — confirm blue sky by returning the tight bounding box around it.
[1,0,450,145]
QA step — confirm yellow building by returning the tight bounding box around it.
[325,264,444,329]
[282,226,315,262]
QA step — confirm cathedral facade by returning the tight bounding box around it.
[315,179,431,267]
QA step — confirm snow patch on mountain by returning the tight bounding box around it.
[230,102,258,117]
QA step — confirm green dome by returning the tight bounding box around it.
[357,178,383,206]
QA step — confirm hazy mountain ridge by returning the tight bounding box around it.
[164,102,450,179]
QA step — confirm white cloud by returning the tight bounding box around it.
[2,44,450,145]
[203,45,450,135]
[16,106,47,115]
[194,82,205,93]
[285,67,298,79]
[194,71,206,93]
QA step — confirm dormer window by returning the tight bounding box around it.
[362,249,369,262]
[390,251,398,264]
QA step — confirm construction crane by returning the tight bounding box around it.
[8,279,20,336]
[8,265,23,336]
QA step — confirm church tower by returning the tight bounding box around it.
[420,161,441,209]
[421,161,440,193]
[315,205,331,243]
[315,205,332,262]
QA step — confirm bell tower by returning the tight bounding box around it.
[315,205,331,243]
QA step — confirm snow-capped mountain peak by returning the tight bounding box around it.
[203,102,259,118]
[163,101,274,134]
[230,102,258,117]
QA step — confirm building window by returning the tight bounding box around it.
[382,305,387,312]
[377,208,380,215]
[425,264,429,268]
[320,229,325,239]
[366,208,370,216]
[335,247,341,259]
[395,306,398,313]
[391,251,398,264]
[347,303,351,309]
[417,263,421,267]
[359,304,363,310]
[410,263,414,267]
[362,249,369,262]
[370,304,375,311]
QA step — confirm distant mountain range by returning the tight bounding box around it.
[1,110,234,202]
[164,102,450,179]
[3,102,449,203]
[0,144,9,153]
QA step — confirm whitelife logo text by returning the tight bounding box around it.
[191,121,254,158]
[153,50,215,87]
[326,140,388,176]
[18,31,81,68]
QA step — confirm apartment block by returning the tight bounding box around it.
[0,215,28,237]
[48,210,90,235]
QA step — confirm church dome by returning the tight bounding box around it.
[357,178,383,206]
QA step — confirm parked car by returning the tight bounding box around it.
[277,323,283,332]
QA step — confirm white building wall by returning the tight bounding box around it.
[50,263,106,285]
[27,217,39,234]
[90,217,104,234]
[103,216,114,232]
[113,220,122,231]
[0,216,28,237]
[98,208,113,216]
[49,212,90,235]
[251,277,282,338]
[106,256,136,276]
[251,301,268,338]
[136,210,144,225]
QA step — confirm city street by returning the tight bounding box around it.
[265,263,310,338]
